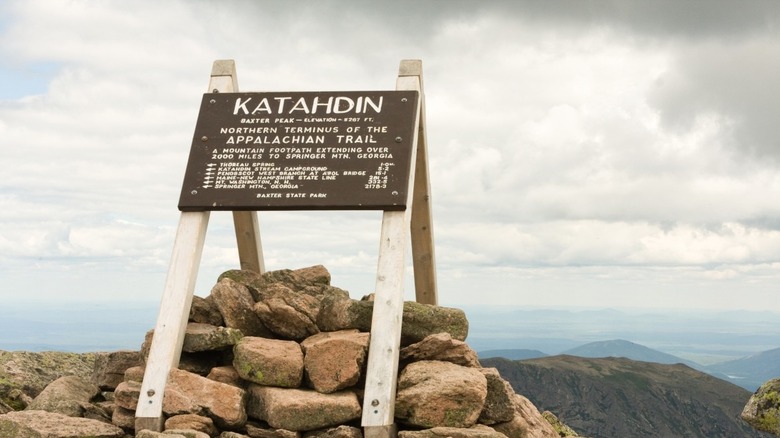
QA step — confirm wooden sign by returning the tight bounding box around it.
[137,60,437,438]
[178,91,419,211]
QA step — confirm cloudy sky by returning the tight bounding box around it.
[2,0,780,313]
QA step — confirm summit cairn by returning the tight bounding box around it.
[0,265,568,437]
[117,265,557,437]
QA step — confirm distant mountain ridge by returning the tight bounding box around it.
[464,306,780,363]
[481,355,771,437]
[561,339,701,368]
[478,349,547,360]
[480,338,779,391]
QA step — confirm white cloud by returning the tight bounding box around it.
[0,0,779,311]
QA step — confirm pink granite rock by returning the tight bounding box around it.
[492,394,560,438]
[233,337,303,388]
[300,330,369,393]
[247,386,361,431]
[0,410,124,437]
[164,368,247,429]
[395,360,487,428]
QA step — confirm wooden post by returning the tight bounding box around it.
[400,60,438,306]
[135,211,209,431]
[361,64,423,438]
[233,209,265,273]
[208,60,265,273]
[135,59,265,431]
[210,61,266,274]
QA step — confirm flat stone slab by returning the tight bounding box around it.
[247,386,361,431]
[0,410,125,437]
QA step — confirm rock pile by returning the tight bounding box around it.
[0,265,562,438]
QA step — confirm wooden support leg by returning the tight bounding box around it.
[135,211,209,431]
[361,210,409,434]
[364,423,398,438]
[233,210,265,273]
[399,59,438,306]
[361,60,427,438]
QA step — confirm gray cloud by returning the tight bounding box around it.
[649,38,780,162]
[474,0,780,39]
[1,0,780,310]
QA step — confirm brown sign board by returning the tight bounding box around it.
[178,91,419,211]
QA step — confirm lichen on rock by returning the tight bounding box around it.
[742,378,780,435]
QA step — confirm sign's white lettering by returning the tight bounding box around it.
[225,135,326,145]
[233,96,384,116]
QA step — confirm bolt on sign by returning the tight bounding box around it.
[178,91,419,211]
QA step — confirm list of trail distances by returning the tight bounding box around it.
[178,91,419,211]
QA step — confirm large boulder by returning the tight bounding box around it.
[300,330,370,394]
[0,351,97,406]
[218,266,349,341]
[292,265,331,286]
[246,386,361,431]
[478,368,516,425]
[317,297,469,346]
[91,350,142,391]
[395,360,487,428]
[25,375,100,417]
[400,333,479,368]
[0,410,124,437]
[742,377,780,435]
[316,296,373,333]
[210,278,272,338]
[220,269,308,296]
[233,337,303,388]
[492,394,560,438]
[164,368,247,430]
[253,283,321,340]
[401,301,468,345]
[189,295,225,326]
[219,266,332,297]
